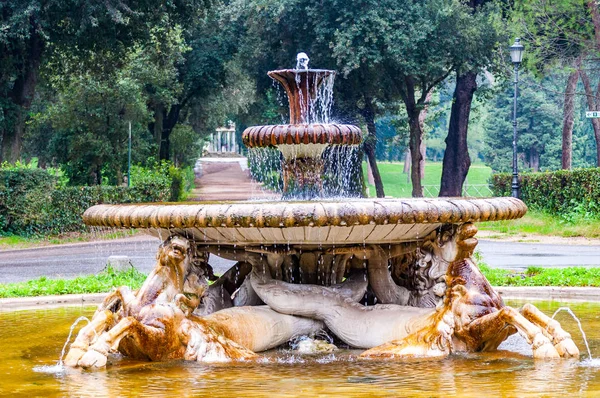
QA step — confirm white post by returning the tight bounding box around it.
[231,131,236,153]
[217,132,222,152]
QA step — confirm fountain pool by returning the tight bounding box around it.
[2,299,599,397]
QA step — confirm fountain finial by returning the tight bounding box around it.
[296,52,310,70]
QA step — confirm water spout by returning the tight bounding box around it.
[296,52,309,70]
[59,316,91,366]
[552,307,592,360]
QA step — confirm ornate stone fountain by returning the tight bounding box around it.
[65,55,579,368]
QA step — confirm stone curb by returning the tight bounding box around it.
[2,287,600,312]
[0,293,107,311]
[495,286,600,302]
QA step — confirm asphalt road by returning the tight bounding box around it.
[0,236,598,283]
[0,236,235,284]
[477,240,600,270]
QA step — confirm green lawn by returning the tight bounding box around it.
[1,263,598,298]
[363,161,492,198]
[480,264,600,287]
[479,210,600,239]
[0,266,147,298]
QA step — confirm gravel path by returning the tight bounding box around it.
[191,157,278,201]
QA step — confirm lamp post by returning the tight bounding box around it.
[509,38,524,198]
[128,121,132,187]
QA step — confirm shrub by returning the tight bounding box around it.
[490,168,600,219]
[0,167,57,235]
[1,161,193,236]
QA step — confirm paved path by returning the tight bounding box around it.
[477,240,600,270]
[0,236,235,284]
[191,157,279,201]
[1,236,599,284]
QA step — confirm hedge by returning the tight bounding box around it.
[490,168,600,217]
[0,168,171,236]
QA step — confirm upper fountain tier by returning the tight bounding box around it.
[242,68,362,155]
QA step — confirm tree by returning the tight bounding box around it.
[483,74,563,173]
[325,0,503,197]
[514,0,595,168]
[439,0,506,197]
[28,53,153,185]
[0,0,210,163]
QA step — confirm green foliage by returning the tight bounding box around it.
[483,74,563,173]
[130,162,172,201]
[0,266,147,298]
[167,165,196,201]
[0,165,56,234]
[131,160,194,202]
[28,57,155,185]
[1,0,211,161]
[479,263,600,287]
[514,0,592,73]
[490,168,600,219]
[0,163,191,236]
[170,124,203,168]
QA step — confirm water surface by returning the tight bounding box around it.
[1,300,599,397]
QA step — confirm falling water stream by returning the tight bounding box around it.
[553,307,593,360]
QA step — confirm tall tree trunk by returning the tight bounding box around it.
[363,96,385,198]
[1,23,43,163]
[403,78,426,198]
[528,146,540,172]
[580,68,600,166]
[408,111,424,197]
[561,59,581,169]
[588,0,600,52]
[159,104,182,161]
[439,71,477,197]
[149,103,165,157]
[417,91,432,181]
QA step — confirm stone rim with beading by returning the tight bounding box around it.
[83,197,526,230]
[242,124,363,148]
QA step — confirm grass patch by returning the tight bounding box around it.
[0,266,147,298]
[478,209,600,239]
[480,263,600,287]
[363,161,492,198]
[0,262,598,298]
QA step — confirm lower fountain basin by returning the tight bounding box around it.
[7,300,597,397]
[82,197,527,246]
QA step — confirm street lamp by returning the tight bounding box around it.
[509,38,524,198]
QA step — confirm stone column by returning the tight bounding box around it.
[217,132,222,152]
[231,131,236,153]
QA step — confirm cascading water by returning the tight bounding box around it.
[244,53,363,199]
